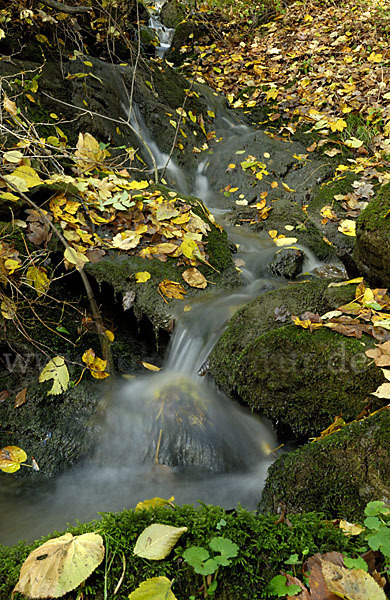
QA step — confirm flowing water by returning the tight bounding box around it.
[0,41,324,546]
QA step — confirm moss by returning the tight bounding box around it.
[0,504,362,600]
[210,280,356,398]
[261,409,390,520]
[357,183,390,232]
[234,325,383,439]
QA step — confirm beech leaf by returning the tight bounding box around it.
[133,524,187,560]
[322,560,387,600]
[128,577,177,600]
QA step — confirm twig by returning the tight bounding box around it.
[37,0,92,14]
[113,553,126,595]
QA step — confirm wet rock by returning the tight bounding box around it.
[139,25,159,54]
[261,409,390,520]
[86,190,240,331]
[160,0,186,28]
[166,20,209,65]
[268,247,304,279]
[353,183,390,287]
[307,171,361,274]
[209,280,385,439]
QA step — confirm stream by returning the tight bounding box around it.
[0,19,323,547]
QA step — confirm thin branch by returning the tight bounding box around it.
[37,0,92,14]
[0,174,112,371]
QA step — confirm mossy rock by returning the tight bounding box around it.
[160,0,186,28]
[261,409,390,520]
[0,505,363,599]
[307,171,360,270]
[353,183,390,287]
[210,280,385,439]
[86,192,240,331]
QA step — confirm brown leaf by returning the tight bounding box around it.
[0,390,10,403]
[283,573,310,599]
[365,341,390,366]
[182,267,207,289]
[14,387,27,408]
[305,555,340,600]
[27,222,52,246]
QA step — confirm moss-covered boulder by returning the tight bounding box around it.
[86,191,240,331]
[353,183,390,287]
[261,409,390,520]
[209,280,384,439]
[0,504,363,599]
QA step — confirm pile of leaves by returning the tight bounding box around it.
[186,0,390,162]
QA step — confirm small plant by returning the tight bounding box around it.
[363,500,390,581]
[182,536,239,598]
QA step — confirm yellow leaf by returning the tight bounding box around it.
[182,267,207,289]
[25,94,36,103]
[134,524,187,560]
[338,219,356,236]
[75,133,110,170]
[368,51,383,63]
[274,237,298,246]
[3,95,17,116]
[0,446,27,473]
[344,137,364,148]
[14,533,105,598]
[268,230,278,239]
[64,247,89,269]
[339,520,365,536]
[128,180,149,190]
[3,150,24,164]
[128,577,178,600]
[282,182,296,193]
[26,266,50,296]
[158,279,186,302]
[322,560,386,600]
[141,361,161,371]
[180,237,198,260]
[328,277,364,288]
[0,191,20,201]
[4,258,21,274]
[39,356,69,396]
[35,34,49,44]
[329,118,347,132]
[82,348,110,379]
[5,165,43,189]
[104,329,115,342]
[135,271,151,283]
[1,298,17,319]
[271,181,278,189]
[266,88,279,101]
[135,496,175,511]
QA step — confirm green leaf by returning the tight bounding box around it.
[133,524,187,560]
[367,527,390,557]
[365,501,389,516]
[128,577,177,600]
[344,556,369,571]
[266,574,302,597]
[285,553,300,565]
[39,356,69,396]
[209,537,239,565]
[364,516,381,530]
[182,547,218,575]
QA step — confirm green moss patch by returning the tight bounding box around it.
[261,409,390,520]
[0,504,362,600]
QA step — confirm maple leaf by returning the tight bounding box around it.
[39,356,70,395]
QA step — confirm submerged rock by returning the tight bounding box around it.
[209,280,385,439]
[353,183,390,287]
[261,409,390,520]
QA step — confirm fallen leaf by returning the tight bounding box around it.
[82,348,110,379]
[135,496,175,511]
[135,271,151,283]
[321,560,387,600]
[14,387,27,408]
[141,362,161,371]
[0,390,10,403]
[14,532,105,598]
[182,267,207,289]
[134,524,187,560]
[365,341,390,367]
[39,356,70,395]
[128,577,177,600]
[0,446,27,473]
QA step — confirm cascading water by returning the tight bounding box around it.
[147,0,175,58]
[0,76,325,546]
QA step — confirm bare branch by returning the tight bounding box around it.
[37,0,92,14]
